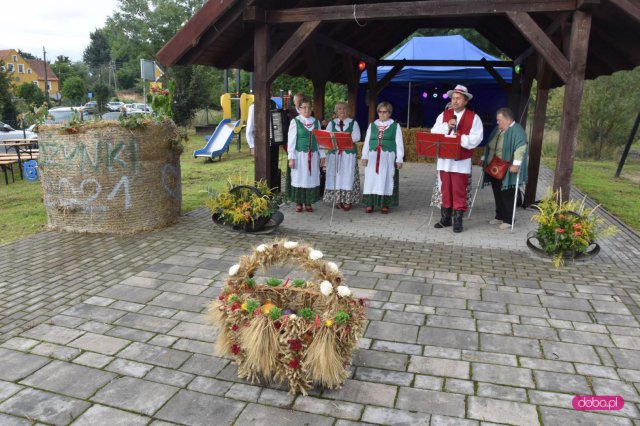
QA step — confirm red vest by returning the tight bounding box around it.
[443,108,476,160]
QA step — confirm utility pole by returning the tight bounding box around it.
[43,46,49,101]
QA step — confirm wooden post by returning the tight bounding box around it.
[313,79,326,122]
[254,21,272,186]
[342,56,359,118]
[367,64,377,124]
[525,57,553,207]
[553,10,592,199]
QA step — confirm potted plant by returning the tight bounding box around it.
[206,177,283,233]
[527,190,617,267]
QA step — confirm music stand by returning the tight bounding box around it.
[415,133,461,160]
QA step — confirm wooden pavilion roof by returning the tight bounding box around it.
[157,0,640,86]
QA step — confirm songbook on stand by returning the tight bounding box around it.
[333,132,354,150]
[312,130,335,150]
[416,132,462,160]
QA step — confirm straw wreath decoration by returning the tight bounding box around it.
[208,239,367,394]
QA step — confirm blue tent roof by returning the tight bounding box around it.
[360,35,512,84]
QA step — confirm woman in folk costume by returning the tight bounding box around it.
[323,102,362,211]
[361,101,404,214]
[286,98,326,212]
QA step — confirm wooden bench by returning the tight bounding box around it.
[0,152,39,184]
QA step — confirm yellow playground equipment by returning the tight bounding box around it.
[220,93,254,134]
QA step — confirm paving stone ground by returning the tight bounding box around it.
[0,163,639,425]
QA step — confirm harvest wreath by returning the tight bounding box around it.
[208,240,367,394]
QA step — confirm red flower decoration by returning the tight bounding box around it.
[573,231,582,237]
[573,224,582,230]
[555,228,565,234]
[288,359,301,369]
[230,301,241,311]
[218,293,225,301]
[231,324,239,331]
[231,344,241,355]
[274,321,281,330]
[288,339,302,351]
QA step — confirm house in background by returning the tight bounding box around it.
[0,48,59,95]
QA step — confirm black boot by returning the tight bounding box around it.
[453,210,464,233]
[434,207,452,228]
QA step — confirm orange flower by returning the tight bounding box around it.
[558,214,566,220]
[573,223,582,230]
[573,231,581,237]
[555,228,565,234]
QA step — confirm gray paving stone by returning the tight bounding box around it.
[180,353,229,377]
[507,304,547,317]
[591,378,640,403]
[0,413,31,426]
[92,376,178,416]
[118,342,191,369]
[73,352,114,369]
[106,358,154,378]
[559,329,614,347]
[542,340,601,364]
[167,322,216,342]
[594,313,639,327]
[187,376,233,396]
[120,275,164,289]
[427,315,476,331]
[540,295,593,311]
[105,326,155,342]
[20,323,84,345]
[396,281,433,296]
[383,310,425,325]
[354,367,413,386]
[534,370,591,394]
[430,414,479,425]
[472,363,534,388]
[257,388,295,408]
[444,378,474,395]
[408,356,470,379]
[0,380,23,402]
[148,335,179,347]
[539,406,632,426]
[612,335,640,350]
[0,388,90,425]
[99,284,161,304]
[77,321,113,334]
[150,292,211,313]
[236,403,334,425]
[389,291,421,305]
[423,346,462,360]
[114,312,179,334]
[71,404,149,426]
[361,406,430,425]
[395,387,465,417]
[421,295,466,309]
[225,383,262,402]
[145,367,194,388]
[513,324,559,340]
[68,332,130,355]
[370,340,423,355]
[0,348,50,381]
[30,342,81,361]
[61,303,126,322]
[413,374,444,390]
[609,348,640,369]
[482,290,540,307]
[461,350,518,366]
[352,348,408,371]
[418,327,478,350]
[365,321,418,343]
[293,395,362,420]
[20,360,115,399]
[477,383,528,402]
[575,363,620,380]
[1,337,40,351]
[480,334,541,357]
[477,320,512,335]
[590,300,632,314]
[467,396,538,426]
[323,379,396,407]
[519,357,575,373]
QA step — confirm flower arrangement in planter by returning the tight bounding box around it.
[206,177,283,233]
[208,240,367,394]
[528,190,617,267]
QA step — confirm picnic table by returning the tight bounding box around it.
[0,138,38,184]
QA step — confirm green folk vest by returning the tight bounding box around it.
[368,121,398,153]
[329,119,356,155]
[294,118,320,152]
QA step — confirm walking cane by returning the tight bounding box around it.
[467,167,484,218]
[510,166,520,233]
[329,134,339,227]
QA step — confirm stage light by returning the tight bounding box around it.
[422,92,428,98]
[515,64,521,74]
[442,93,449,99]
[433,93,438,98]
[358,61,366,71]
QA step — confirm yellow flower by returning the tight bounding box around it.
[241,302,248,311]
[325,320,333,327]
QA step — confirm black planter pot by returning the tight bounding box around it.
[211,184,284,234]
[526,231,600,261]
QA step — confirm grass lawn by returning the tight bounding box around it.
[543,158,640,231]
[0,132,255,245]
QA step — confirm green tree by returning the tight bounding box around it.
[169,65,211,126]
[61,76,87,104]
[0,61,17,121]
[15,82,45,106]
[83,29,111,71]
[92,82,111,112]
[17,49,38,60]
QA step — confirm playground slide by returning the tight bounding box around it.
[193,119,240,160]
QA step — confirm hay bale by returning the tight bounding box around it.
[38,120,182,234]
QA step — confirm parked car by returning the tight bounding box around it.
[132,103,153,113]
[46,107,87,124]
[101,110,145,121]
[82,101,98,114]
[106,101,125,112]
[0,121,37,141]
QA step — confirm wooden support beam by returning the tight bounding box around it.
[525,57,554,207]
[609,0,640,24]
[266,21,321,81]
[253,21,272,186]
[315,34,377,65]
[481,59,510,91]
[376,65,404,94]
[266,0,578,24]
[342,56,360,118]
[507,11,571,82]
[378,59,513,67]
[553,10,592,199]
[367,65,377,124]
[513,12,571,65]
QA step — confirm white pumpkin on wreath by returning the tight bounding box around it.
[208,239,367,394]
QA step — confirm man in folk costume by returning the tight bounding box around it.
[482,107,528,229]
[287,99,326,212]
[430,84,483,232]
[323,102,362,211]
[361,102,404,214]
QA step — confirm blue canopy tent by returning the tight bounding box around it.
[358,35,513,144]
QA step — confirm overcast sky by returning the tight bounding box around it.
[1,0,120,62]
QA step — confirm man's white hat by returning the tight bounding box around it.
[447,84,473,100]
